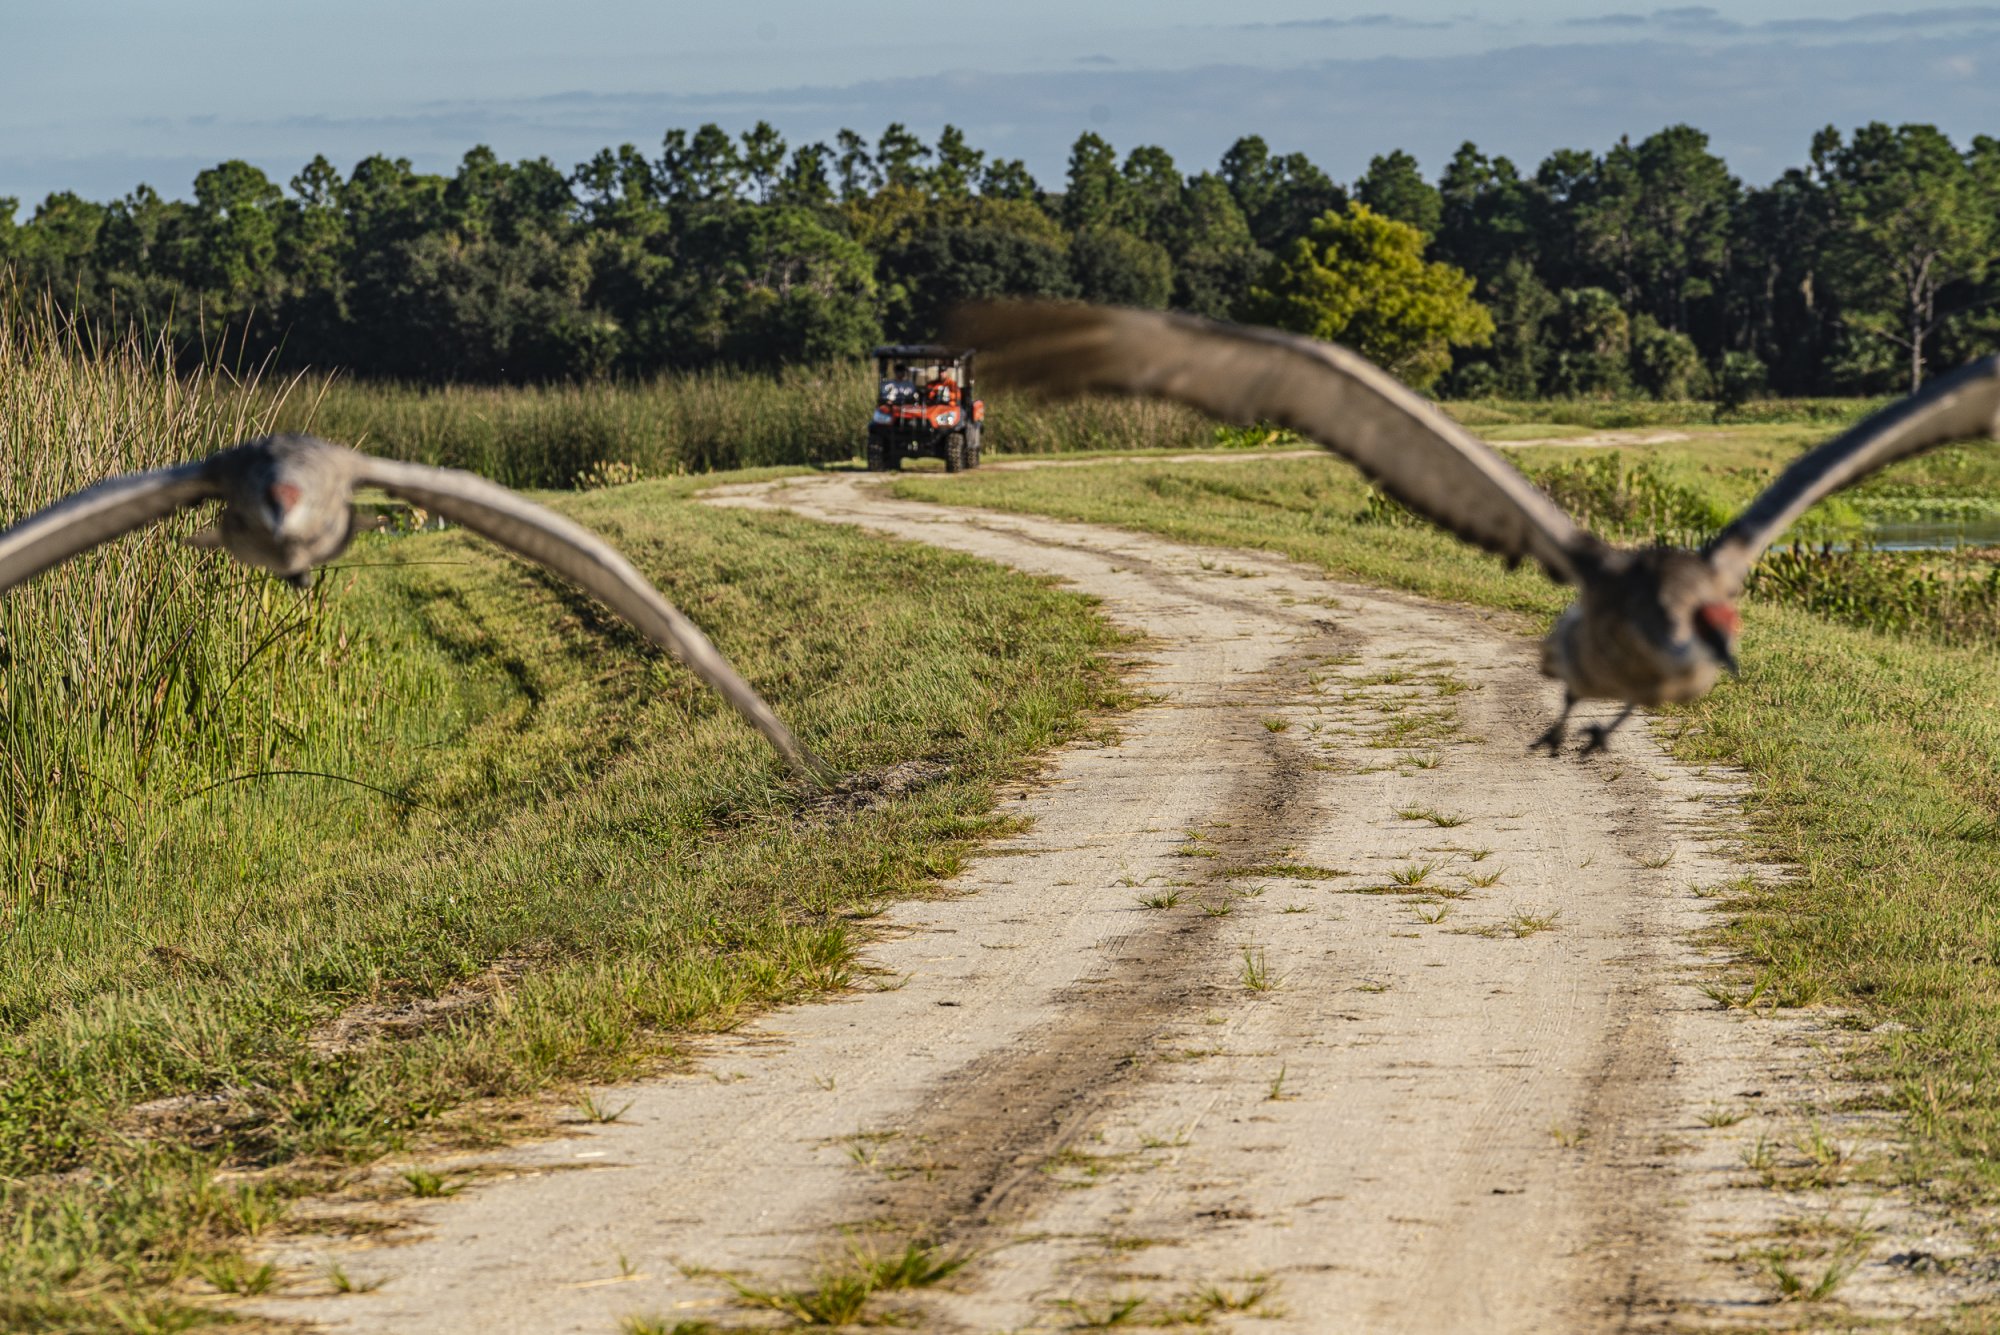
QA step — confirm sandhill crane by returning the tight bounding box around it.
[0,434,827,778]
[951,302,2000,754]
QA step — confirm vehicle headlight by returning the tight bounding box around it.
[938,411,957,425]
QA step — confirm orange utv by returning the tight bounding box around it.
[866,344,985,472]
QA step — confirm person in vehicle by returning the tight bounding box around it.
[880,364,918,405]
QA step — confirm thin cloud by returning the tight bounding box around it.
[1236,14,1456,31]
[1570,4,2000,35]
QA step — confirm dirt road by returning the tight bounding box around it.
[262,472,1950,1333]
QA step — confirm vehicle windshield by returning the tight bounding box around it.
[877,359,967,406]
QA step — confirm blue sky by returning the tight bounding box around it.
[5,2,1998,205]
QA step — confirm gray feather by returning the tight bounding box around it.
[949,301,1602,584]
[0,461,220,592]
[356,456,830,779]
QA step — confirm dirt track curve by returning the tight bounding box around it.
[260,471,1963,1333]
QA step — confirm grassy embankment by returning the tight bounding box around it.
[896,434,2000,1214]
[0,320,1129,1331]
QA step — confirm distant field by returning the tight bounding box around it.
[895,437,2000,1209]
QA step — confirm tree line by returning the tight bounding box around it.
[1,119,1995,395]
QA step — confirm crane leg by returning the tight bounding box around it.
[1529,691,1577,756]
[1579,704,1637,756]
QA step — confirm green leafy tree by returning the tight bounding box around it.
[739,121,788,203]
[187,160,286,323]
[1062,132,1124,231]
[15,192,109,295]
[775,143,835,208]
[1256,153,1345,251]
[1630,314,1706,398]
[1817,122,1995,390]
[721,207,880,364]
[94,184,191,334]
[1166,172,1264,318]
[980,158,1039,201]
[660,124,745,205]
[1436,142,1536,286]
[1242,202,1492,389]
[1530,146,1600,293]
[932,125,985,199]
[1730,166,1834,393]
[1219,135,1279,236]
[1451,257,1557,397]
[834,128,881,200]
[876,123,931,191]
[1573,126,1737,334]
[1355,150,1442,237]
[1070,225,1172,308]
[1218,136,1343,251]
[1119,145,1181,241]
[573,145,661,231]
[1543,287,1631,397]
[878,211,1075,339]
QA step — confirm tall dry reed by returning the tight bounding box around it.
[0,306,346,905]
[278,368,1219,487]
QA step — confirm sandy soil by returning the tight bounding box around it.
[1495,430,1696,449]
[254,472,1982,1334]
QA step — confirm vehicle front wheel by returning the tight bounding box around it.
[966,423,983,468]
[944,433,965,473]
[866,436,887,471]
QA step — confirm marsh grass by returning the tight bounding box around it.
[276,373,1219,488]
[0,304,403,909]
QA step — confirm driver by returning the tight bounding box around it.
[881,363,917,404]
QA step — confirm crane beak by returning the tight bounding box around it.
[1695,601,1741,678]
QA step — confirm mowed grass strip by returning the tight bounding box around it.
[897,448,2000,1207]
[0,476,1130,1331]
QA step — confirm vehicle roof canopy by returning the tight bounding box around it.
[873,344,974,362]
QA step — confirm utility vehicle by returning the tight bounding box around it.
[866,344,985,472]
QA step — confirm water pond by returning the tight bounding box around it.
[1860,517,2000,552]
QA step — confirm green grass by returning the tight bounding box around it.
[0,325,1132,1328]
[894,440,2000,1212]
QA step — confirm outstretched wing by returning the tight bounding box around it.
[950,301,1602,584]
[1707,354,2000,588]
[0,461,221,594]
[355,456,829,780]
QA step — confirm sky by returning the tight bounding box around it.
[4,2,1998,206]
